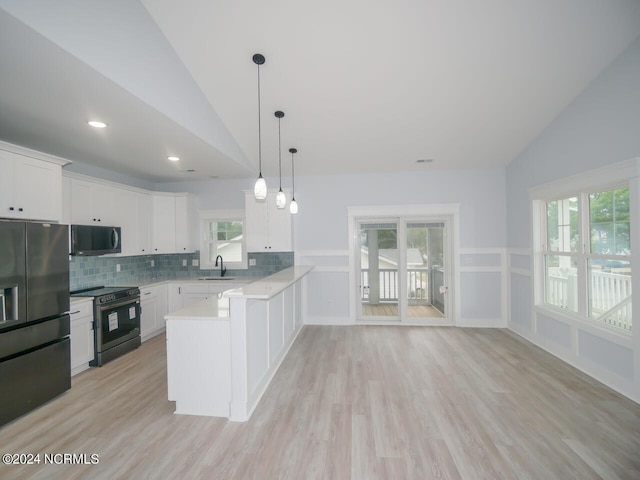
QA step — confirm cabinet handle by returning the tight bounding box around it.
[18,208,23,212]
[93,218,97,221]
[178,287,181,294]
[144,292,151,296]
[9,207,14,211]
[70,310,81,315]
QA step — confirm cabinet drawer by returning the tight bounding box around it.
[69,299,93,318]
[140,286,159,299]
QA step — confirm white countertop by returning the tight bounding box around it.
[138,277,253,289]
[224,266,313,300]
[165,296,231,321]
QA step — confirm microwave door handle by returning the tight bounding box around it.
[112,228,119,249]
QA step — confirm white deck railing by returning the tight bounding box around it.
[361,268,429,303]
[546,270,632,331]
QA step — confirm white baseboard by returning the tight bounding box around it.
[507,321,639,405]
[458,317,507,328]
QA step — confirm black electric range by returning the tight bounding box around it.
[71,286,141,366]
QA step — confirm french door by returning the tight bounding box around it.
[355,217,451,324]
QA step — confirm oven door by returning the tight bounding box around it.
[96,298,140,353]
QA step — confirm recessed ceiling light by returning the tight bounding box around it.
[416,159,434,164]
[88,120,107,128]
[167,156,180,162]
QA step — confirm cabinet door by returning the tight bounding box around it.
[70,299,94,374]
[137,193,152,255]
[156,284,168,329]
[70,314,94,371]
[167,284,182,313]
[113,188,139,256]
[245,192,268,252]
[266,191,292,252]
[175,195,194,253]
[0,150,16,217]
[70,179,114,224]
[181,293,210,308]
[152,195,176,254]
[140,295,159,339]
[14,155,62,222]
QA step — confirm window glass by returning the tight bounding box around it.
[546,197,578,252]
[588,259,632,330]
[544,255,578,312]
[203,219,244,265]
[590,187,630,255]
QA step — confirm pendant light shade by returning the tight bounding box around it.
[254,176,267,200]
[275,111,286,209]
[289,148,298,214]
[253,53,267,200]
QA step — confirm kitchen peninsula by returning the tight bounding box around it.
[165,266,312,421]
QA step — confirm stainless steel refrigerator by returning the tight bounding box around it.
[0,220,70,427]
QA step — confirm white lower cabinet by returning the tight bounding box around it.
[70,299,94,376]
[168,282,244,311]
[140,284,168,341]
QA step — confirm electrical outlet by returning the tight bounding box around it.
[151,260,155,267]
[249,259,256,266]
[116,264,121,272]
[192,259,199,267]
[182,259,187,267]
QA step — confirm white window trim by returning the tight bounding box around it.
[199,209,247,270]
[530,157,639,338]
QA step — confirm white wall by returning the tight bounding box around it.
[505,37,640,402]
[158,167,508,326]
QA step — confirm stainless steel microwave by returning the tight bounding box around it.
[70,225,121,256]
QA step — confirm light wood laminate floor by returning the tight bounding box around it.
[1,326,639,479]
[361,303,444,317]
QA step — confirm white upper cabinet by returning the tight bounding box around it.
[70,178,115,225]
[137,193,152,255]
[64,172,194,256]
[0,149,63,222]
[175,194,195,253]
[152,193,195,255]
[152,194,177,254]
[245,190,292,252]
[111,189,151,256]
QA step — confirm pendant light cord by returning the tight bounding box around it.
[278,116,282,189]
[257,65,262,175]
[291,151,295,199]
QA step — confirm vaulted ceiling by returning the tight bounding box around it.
[1,1,639,182]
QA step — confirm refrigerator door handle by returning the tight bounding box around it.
[0,286,18,323]
[0,291,5,322]
[111,228,119,250]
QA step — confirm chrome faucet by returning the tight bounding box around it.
[215,255,227,277]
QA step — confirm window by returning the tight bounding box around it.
[199,210,246,269]
[539,186,632,331]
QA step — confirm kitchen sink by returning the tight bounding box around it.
[197,277,237,281]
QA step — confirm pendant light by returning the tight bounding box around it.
[289,148,298,214]
[253,53,267,200]
[274,110,286,209]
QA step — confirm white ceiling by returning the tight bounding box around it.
[1,1,640,183]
